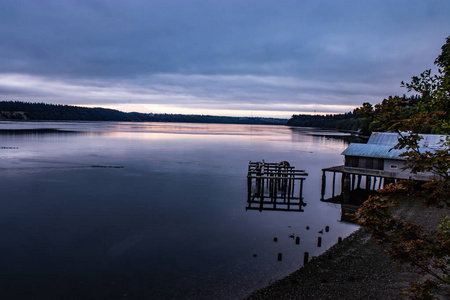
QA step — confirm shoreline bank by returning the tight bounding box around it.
[246,200,449,300]
[246,228,418,300]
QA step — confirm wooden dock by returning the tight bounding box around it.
[247,161,308,212]
[320,165,397,203]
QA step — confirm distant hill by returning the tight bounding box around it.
[287,111,360,132]
[0,101,287,125]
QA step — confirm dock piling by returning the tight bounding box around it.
[247,161,308,212]
[303,252,309,265]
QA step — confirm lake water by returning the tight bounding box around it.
[0,121,358,299]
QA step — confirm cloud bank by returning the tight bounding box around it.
[1,0,449,117]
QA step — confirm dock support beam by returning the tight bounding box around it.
[320,170,326,201]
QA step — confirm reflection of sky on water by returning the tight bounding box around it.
[0,121,358,299]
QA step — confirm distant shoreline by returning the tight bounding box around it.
[0,101,288,125]
[1,101,364,131]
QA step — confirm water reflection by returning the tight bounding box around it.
[0,128,81,135]
[288,126,366,144]
[0,121,359,299]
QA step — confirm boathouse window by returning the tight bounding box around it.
[390,164,398,169]
[345,156,359,168]
[345,156,384,170]
[373,158,384,170]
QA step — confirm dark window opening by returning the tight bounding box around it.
[345,156,384,170]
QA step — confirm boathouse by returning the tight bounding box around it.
[321,132,446,203]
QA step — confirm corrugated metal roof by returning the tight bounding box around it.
[367,132,401,146]
[368,132,447,149]
[417,134,447,149]
[342,142,440,160]
[342,143,407,159]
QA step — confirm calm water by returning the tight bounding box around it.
[0,121,358,299]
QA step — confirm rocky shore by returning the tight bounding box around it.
[246,200,449,300]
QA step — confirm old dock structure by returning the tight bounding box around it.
[247,161,308,211]
[321,132,446,205]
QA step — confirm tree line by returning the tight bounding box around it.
[0,101,287,125]
[286,94,423,134]
[287,111,360,131]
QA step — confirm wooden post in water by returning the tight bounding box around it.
[303,252,309,265]
[342,173,350,203]
[351,174,356,190]
[299,179,303,202]
[273,181,276,210]
[291,178,295,202]
[260,175,265,201]
[332,172,336,198]
[284,179,291,210]
[357,175,362,189]
[321,171,326,200]
[287,175,292,202]
[247,176,252,203]
[366,176,371,190]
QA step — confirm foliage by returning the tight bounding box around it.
[287,111,360,131]
[355,95,423,136]
[355,35,450,299]
[435,35,450,74]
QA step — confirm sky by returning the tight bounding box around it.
[1,0,449,118]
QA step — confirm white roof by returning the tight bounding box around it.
[342,143,406,159]
[368,132,446,149]
[342,132,446,160]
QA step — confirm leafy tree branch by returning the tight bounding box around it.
[355,35,450,299]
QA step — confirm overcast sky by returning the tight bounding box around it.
[1,0,449,118]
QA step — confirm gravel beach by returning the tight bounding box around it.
[246,200,450,300]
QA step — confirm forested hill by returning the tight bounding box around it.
[0,101,287,125]
[287,111,360,131]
